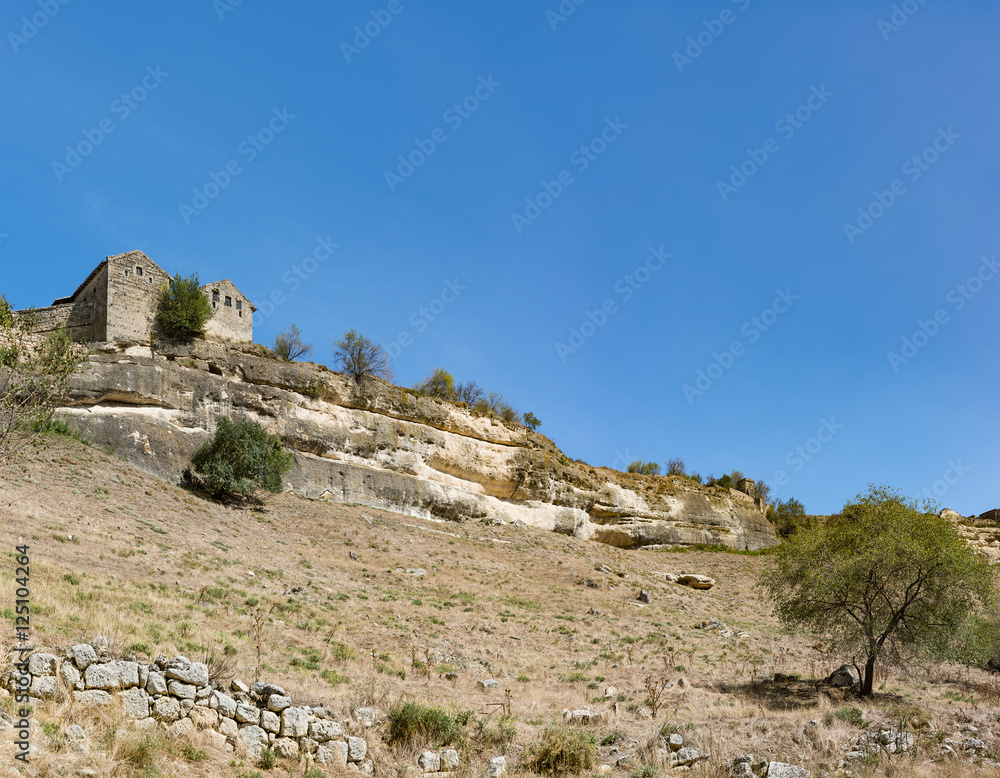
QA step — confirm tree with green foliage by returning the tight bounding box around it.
[523,411,541,431]
[416,367,455,399]
[155,272,214,340]
[768,497,809,537]
[627,460,661,476]
[190,417,293,498]
[0,298,82,462]
[760,484,996,697]
[333,330,392,383]
[272,324,313,361]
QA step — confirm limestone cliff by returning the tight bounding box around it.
[57,341,777,550]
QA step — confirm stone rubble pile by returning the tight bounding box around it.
[5,639,374,772]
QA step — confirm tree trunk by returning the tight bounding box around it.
[860,654,877,697]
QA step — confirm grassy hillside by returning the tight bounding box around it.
[0,435,997,777]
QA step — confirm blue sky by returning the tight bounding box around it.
[1,0,997,516]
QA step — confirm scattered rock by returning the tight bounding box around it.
[477,679,499,690]
[827,665,860,688]
[766,762,811,778]
[676,574,715,590]
[637,590,650,603]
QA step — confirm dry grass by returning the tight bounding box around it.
[0,435,996,776]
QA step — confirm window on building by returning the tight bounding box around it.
[236,299,242,310]
[136,266,143,276]
[238,310,242,318]
[212,290,219,302]
[124,269,129,276]
[225,296,232,307]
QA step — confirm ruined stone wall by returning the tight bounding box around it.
[202,279,253,342]
[17,301,95,340]
[11,643,375,770]
[105,252,170,342]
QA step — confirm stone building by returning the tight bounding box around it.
[18,250,255,344]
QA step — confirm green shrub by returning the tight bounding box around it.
[474,715,516,749]
[627,461,660,476]
[523,411,541,431]
[417,367,455,399]
[190,417,293,498]
[155,272,214,340]
[272,324,313,361]
[522,726,595,775]
[386,701,463,747]
[833,706,867,728]
[259,747,277,769]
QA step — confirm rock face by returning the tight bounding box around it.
[57,340,777,551]
[940,508,1000,565]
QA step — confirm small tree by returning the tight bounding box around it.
[156,272,214,340]
[760,484,996,697]
[627,460,661,476]
[666,457,685,476]
[753,479,771,506]
[272,325,313,361]
[190,416,293,498]
[768,497,809,537]
[333,330,392,383]
[454,380,483,406]
[0,299,82,461]
[523,411,541,431]
[417,367,455,399]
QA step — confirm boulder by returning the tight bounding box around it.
[674,747,704,766]
[145,671,167,696]
[280,707,309,738]
[189,706,219,730]
[309,719,343,741]
[74,690,113,707]
[237,724,268,761]
[637,590,650,603]
[766,763,810,778]
[419,751,441,771]
[27,653,58,676]
[267,693,291,712]
[60,660,83,691]
[71,644,98,669]
[348,736,367,762]
[167,680,196,700]
[120,688,150,720]
[235,702,261,725]
[29,676,61,700]
[317,740,349,767]
[487,756,506,778]
[354,706,378,726]
[152,696,182,722]
[477,679,499,690]
[676,574,715,590]
[274,737,299,759]
[260,710,280,733]
[827,664,860,688]
[84,661,139,691]
[211,690,238,718]
[441,748,460,769]
[164,656,209,686]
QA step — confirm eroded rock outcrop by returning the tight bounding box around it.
[57,340,777,550]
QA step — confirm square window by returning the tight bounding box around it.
[136,266,143,276]
[225,296,232,307]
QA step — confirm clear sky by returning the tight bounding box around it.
[1,0,997,517]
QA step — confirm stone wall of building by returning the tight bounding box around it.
[17,301,95,341]
[104,252,171,343]
[202,279,253,343]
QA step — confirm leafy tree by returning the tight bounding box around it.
[627,461,661,476]
[523,411,541,431]
[753,479,771,506]
[0,300,82,461]
[333,330,392,383]
[768,497,810,537]
[417,367,455,399]
[273,325,313,361]
[454,380,483,406]
[190,416,293,498]
[666,457,685,476]
[760,484,996,697]
[155,272,214,340]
